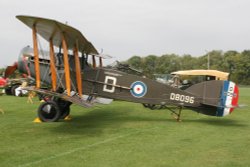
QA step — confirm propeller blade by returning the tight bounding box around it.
[4,62,18,78]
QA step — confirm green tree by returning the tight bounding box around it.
[124,50,250,85]
[141,55,158,78]
[235,50,250,84]
[127,56,143,70]
[179,54,197,70]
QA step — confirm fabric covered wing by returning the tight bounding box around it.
[16,15,98,55]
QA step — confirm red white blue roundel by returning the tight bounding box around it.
[130,81,147,98]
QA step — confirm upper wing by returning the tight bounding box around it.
[16,15,98,55]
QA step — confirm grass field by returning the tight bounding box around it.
[0,87,250,167]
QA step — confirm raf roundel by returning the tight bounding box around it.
[130,81,147,98]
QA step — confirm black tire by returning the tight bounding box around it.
[142,103,157,110]
[5,88,12,95]
[11,85,21,96]
[55,98,71,119]
[37,101,61,122]
[148,104,157,110]
[60,106,70,119]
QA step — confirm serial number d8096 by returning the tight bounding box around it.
[170,93,194,104]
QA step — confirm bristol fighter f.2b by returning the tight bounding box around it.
[6,15,239,122]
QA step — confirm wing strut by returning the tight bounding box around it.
[73,44,83,97]
[92,55,96,69]
[32,25,41,88]
[61,34,71,96]
[49,39,57,91]
[99,57,103,67]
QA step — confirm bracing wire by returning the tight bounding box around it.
[36,36,78,95]
[37,36,51,85]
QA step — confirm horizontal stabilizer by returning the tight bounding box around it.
[224,104,239,108]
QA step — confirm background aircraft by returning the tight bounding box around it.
[0,77,7,88]
[5,15,239,122]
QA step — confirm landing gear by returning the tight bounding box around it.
[56,98,71,119]
[166,106,183,122]
[38,101,61,122]
[11,85,20,96]
[142,103,183,121]
[142,104,165,110]
[5,84,21,96]
[60,106,70,119]
[37,98,72,122]
[143,103,157,110]
[5,87,12,95]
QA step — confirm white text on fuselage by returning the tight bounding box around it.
[170,93,194,104]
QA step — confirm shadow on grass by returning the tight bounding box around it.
[184,118,248,127]
[50,108,172,136]
[50,104,247,137]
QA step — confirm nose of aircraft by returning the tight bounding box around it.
[17,54,30,75]
[17,46,33,76]
[4,46,32,78]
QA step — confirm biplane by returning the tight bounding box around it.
[5,15,239,122]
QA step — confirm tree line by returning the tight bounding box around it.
[1,50,249,85]
[125,50,250,85]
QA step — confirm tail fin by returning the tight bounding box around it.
[217,81,239,116]
[186,80,239,117]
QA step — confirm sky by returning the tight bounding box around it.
[1,0,250,68]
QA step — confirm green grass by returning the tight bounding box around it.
[0,87,250,167]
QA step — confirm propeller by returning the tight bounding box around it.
[4,62,18,78]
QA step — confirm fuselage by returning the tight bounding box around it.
[17,46,201,108]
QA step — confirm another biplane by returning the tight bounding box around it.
[6,15,239,122]
[170,70,230,89]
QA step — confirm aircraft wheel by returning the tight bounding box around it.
[37,101,61,122]
[143,103,149,108]
[142,104,157,110]
[55,98,71,119]
[148,104,157,110]
[11,85,20,96]
[5,88,12,95]
[60,106,70,119]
